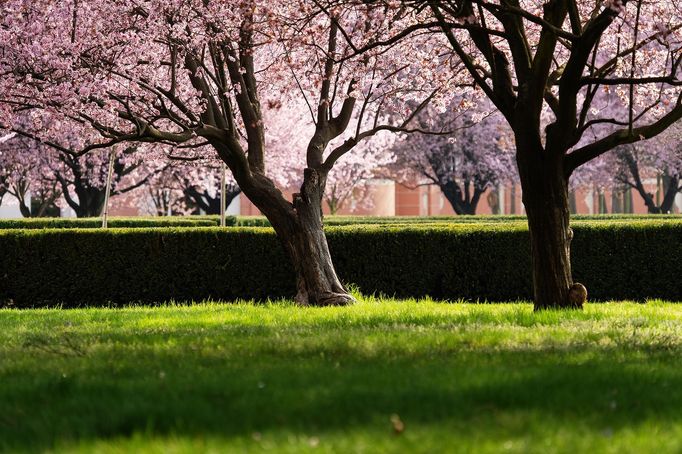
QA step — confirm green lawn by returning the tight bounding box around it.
[2,298,682,453]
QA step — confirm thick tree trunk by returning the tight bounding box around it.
[60,182,106,218]
[242,168,353,306]
[184,186,241,215]
[74,191,106,218]
[660,175,678,214]
[18,199,31,218]
[633,180,676,214]
[518,152,577,310]
[441,180,481,215]
[286,169,352,306]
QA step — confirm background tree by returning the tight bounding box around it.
[376,0,682,308]
[613,123,682,214]
[391,100,515,215]
[267,107,398,215]
[1,113,165,217]
[0,1,452,305]
[54,147,162,218]
[0,133,62,217]
[142,159,241,216]
[324,137,395,215]
[181,170,241,216]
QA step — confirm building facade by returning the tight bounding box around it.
[2,178,680,219]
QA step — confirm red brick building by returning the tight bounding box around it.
[237,178,681,217]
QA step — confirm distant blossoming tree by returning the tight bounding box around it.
[390,100,516,215]
[362,0,682,308]
[0,1,453,305]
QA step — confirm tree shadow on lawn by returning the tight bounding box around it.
[1,347,682,451]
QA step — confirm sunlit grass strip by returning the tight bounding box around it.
[2,298,682,453]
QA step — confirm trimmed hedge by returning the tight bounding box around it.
[218,214,682,227]
[0,217,220,229]
[1,220,681,307]
[5,214,678,230]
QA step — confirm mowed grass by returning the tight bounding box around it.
[2,298,682,453]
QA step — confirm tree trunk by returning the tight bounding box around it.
[242,168,353,306]
[74,191,106,218]
[60,181,106,218]
[598,189,608,214]
[441,180,481,215]
[518,152,576,310]
[660,175,678,214]
[184,186,240,215]
[18,199,31,218]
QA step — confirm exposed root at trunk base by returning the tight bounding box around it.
[295,291,355,307]
[534,283,588,311]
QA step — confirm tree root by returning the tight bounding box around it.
[294,291,355,307]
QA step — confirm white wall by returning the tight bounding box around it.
[0,193,25,218]
[225,193,240,215]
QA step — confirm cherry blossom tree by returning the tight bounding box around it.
[140,166,188,216]
[390,101,516,215]
[361,0,682,308]
[0,1,452,305]
[324,135,395,215]
[1,110,167,217]
[55,146,163,218]
[142,159,241,216]
[613,122,682,214]
[266,108,397,214]
[0,133,62,217]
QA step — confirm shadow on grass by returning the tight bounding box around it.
[2,345,681,451]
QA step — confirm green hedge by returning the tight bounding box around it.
[1,220,681,307]
[0,217,220,229]
[218,214,682,227]
[8,214,677,230]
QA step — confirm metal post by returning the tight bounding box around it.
[220,161,227,227]
[102,148,116,228]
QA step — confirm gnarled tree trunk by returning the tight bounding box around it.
[441,180,483,215]
[183,185,241,215]
[518,149,576,310]
[640,174,679,214]
[660,175,679,214]
[286,169,351,306]
[239,168,353,306]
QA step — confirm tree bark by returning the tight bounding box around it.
[659,175,678,214]
[518,151,576,310]
[18,199,31,218]
[183,186,240,215]
[72,188,106,218]
[630,175,678,214]
[56,171,106,218]
[619,151,679,214]
[240,168,353,306]
[441,180,482,215]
